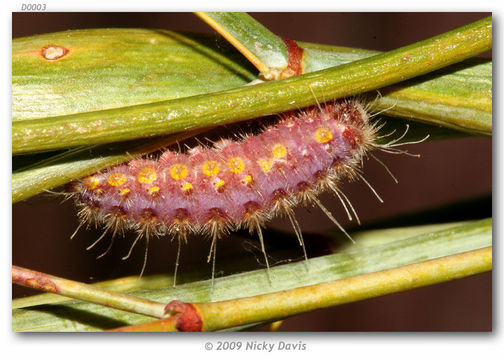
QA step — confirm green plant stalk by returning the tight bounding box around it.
[12,130,202,203]
[12,266,167,319]
[197,13,490,132]
[112,247,492,332]
[195,12,289,77]
[372,59,492,134]
[12,17,492,154]
[12,29,256,122]
[12,220,466,310]
[12,218,491,331]
[12,274,176,310]
[13,29,491,133]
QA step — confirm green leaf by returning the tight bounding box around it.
[12,219,491,332]
[195,12,289,78]
[12,29,256,122]
[374,59,492,134]
[12,17,492,154]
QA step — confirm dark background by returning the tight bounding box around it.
[12,12,492,331]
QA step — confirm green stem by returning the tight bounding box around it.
[12,17,492,154]
[195,12,289,78]
[12,220,468,310]
[13,28,490,131]
[200,12,492,134]
[12,218,491,331]
[111,247,492,331]
[12,274,175,310]
[12,266,168,319]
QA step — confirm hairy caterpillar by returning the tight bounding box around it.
[66,98,421,284]
[11,13,492,334]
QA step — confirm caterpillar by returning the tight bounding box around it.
[67,98,421,284]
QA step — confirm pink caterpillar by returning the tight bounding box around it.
[68,99,412,283]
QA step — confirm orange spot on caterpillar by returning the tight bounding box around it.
[170,164,188,180]
[314,127,333,143]
[137,168,157,184]
[181,183,193,194]
[83,176,99,190]
[119,188,131,196]
[148,186,160,196]
[108,173,127,187]
[202,161,220,176]
[258,158,273,173]
[228,157,245,173]
[272,144,287,159]
[213,179,225,192]
[241,174,254,186]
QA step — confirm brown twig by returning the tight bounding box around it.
[12,265,168,319]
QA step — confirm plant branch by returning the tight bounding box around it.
[13,218,491,331]
[12,265,168,319]
[12,220,470,310]
[12,17,492,154]
[197,12,492,134]
[13,29,491,134]
[195,12,289,78]
[110,247,492,331]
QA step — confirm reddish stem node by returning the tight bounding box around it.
[281,38,304,78]
[165,300,203,332]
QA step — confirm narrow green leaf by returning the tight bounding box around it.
[196,12,289,77]
[12,17,492,154]
[12,29,256,122]
[303,51,491,135]
[12,220,464,310]
[374,59,492,134]
[12,218,491,331]
[116,247,490,332]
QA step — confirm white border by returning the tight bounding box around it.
[3,1,500,359]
